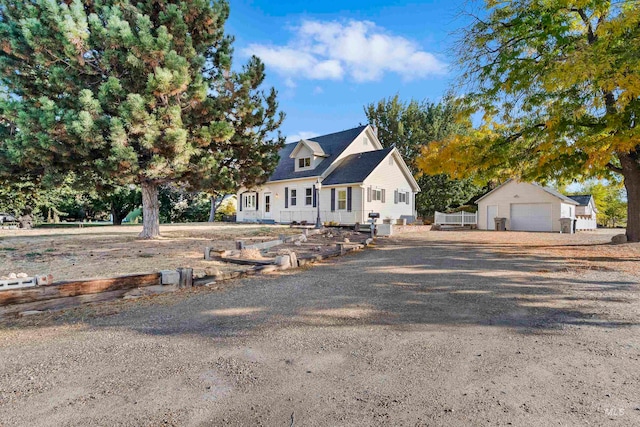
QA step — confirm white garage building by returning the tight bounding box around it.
[476,180,579,232]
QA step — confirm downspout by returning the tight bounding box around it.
[361,184,366,224]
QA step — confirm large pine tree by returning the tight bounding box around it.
[0,0,283,238]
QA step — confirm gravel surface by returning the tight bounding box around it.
[0,229,639,426]
[0,223,295,280]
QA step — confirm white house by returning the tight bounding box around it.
[236,125,420,225]
[568,195,598,230]
[476,180,578,232]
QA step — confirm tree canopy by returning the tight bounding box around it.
[0,0,283,238]
[418,0,640,240]
[365,94,480,217]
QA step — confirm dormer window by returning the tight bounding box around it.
[298,157,311,168]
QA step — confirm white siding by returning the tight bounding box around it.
[361,152,417,222]
[237,179,367,224]
[292,145,326,172]
[477,181,572,232]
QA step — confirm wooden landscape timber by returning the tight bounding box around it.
[0,232,373,318]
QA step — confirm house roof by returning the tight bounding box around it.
[289,139,327,158]
[268,125,368,182]
[322,147,394,185]
[475,179,579,205]
[568,195,592,206]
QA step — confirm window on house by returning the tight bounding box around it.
[305,188,313,205]
[298,157,311,168]
[337,189,347,210]
[372,189,382,201]
[398,191,407,204]
[244,193,256,209]
[290,189,297,206]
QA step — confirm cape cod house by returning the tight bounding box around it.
[236,125,420,225]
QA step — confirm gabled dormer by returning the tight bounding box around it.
[290,139,329,172]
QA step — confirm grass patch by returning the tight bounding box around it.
[25,251,42,257]
[0,247,17,251]
[44,248,56,253]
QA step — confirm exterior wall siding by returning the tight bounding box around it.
[236,179,368,224]
[477,181,574,232]
[362,152,417,222]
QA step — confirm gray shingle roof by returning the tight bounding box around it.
[568,195,592,206]
[322,147,393,185]
[268,125,368,182]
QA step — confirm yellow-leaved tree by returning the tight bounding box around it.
[418,0,640,241]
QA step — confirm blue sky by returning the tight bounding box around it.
[225,0,472,142]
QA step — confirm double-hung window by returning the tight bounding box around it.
[244,193,256,209]
[398,191,407,204]
[305,188,313,205]
[298,157,311,168]
[337,189,347,210]
[290,189,297,206]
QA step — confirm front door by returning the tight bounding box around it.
[264,193,272,218]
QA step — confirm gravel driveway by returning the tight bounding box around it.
[1,231,639,426]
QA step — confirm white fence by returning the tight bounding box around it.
[434,211,477,226]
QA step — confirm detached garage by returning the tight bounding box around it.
[476,180,578,232]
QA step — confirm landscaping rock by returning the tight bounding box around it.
[611,234,627,244]
[274,255,291,268]
[289,252,298,268]
[204,267,221,276]
[16,273,28,278]
[36,274,54,286]
[160,270,180,286]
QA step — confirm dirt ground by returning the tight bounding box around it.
[1,228,639,426]
[0,223,299,280]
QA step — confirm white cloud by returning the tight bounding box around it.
[313,86,323,95]
[286,131,319,143]
[244,20,447,84]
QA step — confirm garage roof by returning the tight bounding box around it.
[475,179,579,205]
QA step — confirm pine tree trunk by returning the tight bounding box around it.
[620,152,640,242]
[208,196,217,222]
[139,181,160,239]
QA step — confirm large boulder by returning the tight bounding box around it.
[611,234,627,244]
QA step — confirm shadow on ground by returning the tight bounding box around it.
[8,237,640,337]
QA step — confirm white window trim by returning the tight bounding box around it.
[290,188,298,206]
[337,188,347,211]
[298,157,312,169]
[372,188,382,201]
[398,191,407,204]
[305,187,313,206]
[244,193,256,209]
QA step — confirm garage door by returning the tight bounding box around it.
[510,203,552,232]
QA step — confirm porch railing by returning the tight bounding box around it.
[280,210,374,224]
